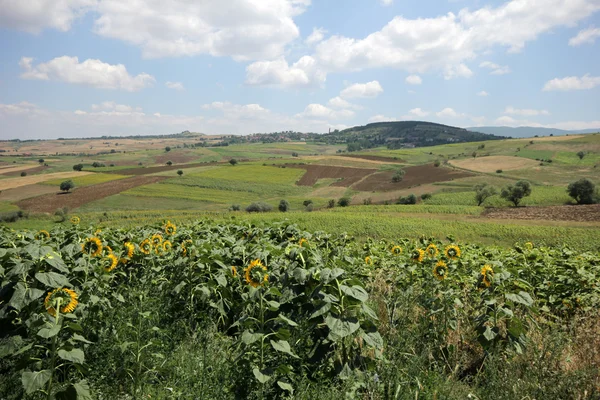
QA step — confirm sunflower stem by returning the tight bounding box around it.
[46,298,62,400]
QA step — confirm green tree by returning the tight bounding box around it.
[166,161,173,166]
[73,164,83,171]
[60,180,75,193]
[500,180,532,207]
[177,170,183,176]
[20,171,27,177]
[229,159,238,166]
[165,146,171,152]
[567,179,597,204]
[278,199,290,212]
[392,169,405,183]
[474,184,498,206]
[302,200,313,207]
[337,197,351,207]
[577,151,585,160]
[38,158,44,164]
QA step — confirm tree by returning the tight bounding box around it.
[73,164,83,171]
[166,161,173,166]
[20,171,27,177]
[567,179,597,204]
[392,169,405,183]
[337,197,351,207]
[474,184,498,206]
[500,180,532,207]
[396,194,417,204]
[38,158,44,164]
[472,152,477,158]
[229,159,238,166]
[165,146,171,152]
[60,180,75,193]
[278,199,290,212]
[177,170,183,176]
[577,151,585,160]
[303,200,313,207]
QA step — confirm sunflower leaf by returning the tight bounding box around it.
[58,348,85,364]
[325,315,359,340]
[277,381,294,394]
[270,340,299,358]
[21,370,52,395]
[35,272,70,288]
[253,368,272,383]
[241,330,263,345]
[340,285,368,302]
[38,322,61,339]
[277,314,298,326]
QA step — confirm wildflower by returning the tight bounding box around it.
[124,242,135,259]
[36,230,50,240]
[481,265,494,288]
[411,249,425,263]
[164,221,176,236]
[433,261,448,281]
[70,216,80,225]
[82,237,103,257]
[151,234,163,246]
[103,254,118,272]
[45,288,78,316]
[425,243,439,258]
[244,259,268,288]
[140,239,152,255]
[444,245,461,260]
[390,245,403,256]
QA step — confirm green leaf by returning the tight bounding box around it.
[277,381,294,393]
[276,328,291,340]
[270,340,299,358]
[72,334,93,344]
[173,281,187,294]
[55,380,92,400]
[241,330,262,345]
[361,331,383,349]
[292,268,309,283]
[325,315,359,340]
[21,370,52,395]
[44,252,69,273]
[35,272,70,288]
[361,303,378,320]
[0,336,24,357]
[37,323,61,339]
[505,291,534,307]
[340,285,368,302]
[266,300,280,311]
[253,368,271,383]
[9,283,27,311]
[277,314,298,327]
[215,274,227,287]
[58,348,85,364]
[483,327,497,342]
[309,302,331,319]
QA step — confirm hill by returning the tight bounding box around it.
[468,126,600,138]
[313,121,503,151]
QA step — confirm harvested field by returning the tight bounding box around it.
[450,156,539,173]
[291,165,376,187]
[17,176,166,213]
[482,204,600,222]
[340,155,405,163]
[0,171,93,191]
[0,164,39,174]
[105,162,219,175]
[0,184,59,202]
[1,165,49,176]
[154,151,199,164]
[352,164,473,192]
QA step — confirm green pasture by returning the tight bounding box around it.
[40,173,129,187]
[189,164,306,184]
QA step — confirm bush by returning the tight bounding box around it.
[327,199,335,208]
[229,159,238,166]
[177,170,183,176]
[396,194,417,205]
[166,161,173,166]
[229,204,241,211]
[20,171,26,177]
[0,211,27,223]
[305,204,313,212]
[577,151,585,160]
[392,169,405,183]
[337,197,351,207]
[363,197,372,205]
[567,179,597,205]
[245,202,272,213]
[54,207,69,222]
[303,200,313,207]
[475,183,498,206]
[292,152,299,157]
[420,193,432,201]
[433,160,441,167]
[60,180,75,193]
[501,180,532,207]
[165,146,171,152]
[278,199,290,212]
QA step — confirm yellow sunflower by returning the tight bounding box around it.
[94,229,102,236]
[433,261,448,281]
[44,288,78,316]
[119,258,128,265]
[444,245,461,260]
[164,221,176,236]
[103,254,118,272]
[140,239,152,255]
[36,230,50,240]
[365,256,373,266]
[162,240,172,252]
[425,244,439,258]
[70,216,80,225]
[244,259,268,288]
[180,239,192,256]
[105,245,113,255]
[231,266,238,277]
[481,265,494,288]
[124,242,135,259]
[411,249,425,263]
[82,237,103,257]
[525,242,534,250]
[390,245,403,256]
[298,238,308,247]
[151,234,163,246]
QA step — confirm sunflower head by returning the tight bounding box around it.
[140,239,152,255]
[103,254,118,272]
[391,245,403,256]
[105,245,113,255]
[298,238,308,247]
[425,244,439,258]
[94,229,102,236]
[244,259,268,288]
[124,242,135,258]
[481,265,494,287]
[162,240,172,252]
[82,237,103,257]
[525,242,534,250]
[444,245,461,260]
[151,234,163,246]
[433,260,448,281]
[164,221,176,236]
[411,249,425,263]
[365,256,373,266]
[36,230,50,240]
[70,216,80,225]
[44,288,78,316]
[231,266,238,277]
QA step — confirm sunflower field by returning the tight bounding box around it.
[0,219,599,399]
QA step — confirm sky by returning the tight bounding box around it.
[0,0,599,140]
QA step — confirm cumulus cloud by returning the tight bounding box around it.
[0,0,95,33]
[306,27,326,45]
[504,106,550,116]
[405,75,422,85]
[19,56,155,91]
[479,61,511,75]
[408,108,430,117]
[368,114,397,123]
[165,81,184,91]
[436,108,464,118]
[379,0,393,6]
[444,63,473,80]
[477,91,489,97]
[339,81,383,99]
[245,56,326,88]
[296,104,354,120]
[327,97,362,110]
[543,74,600,91]
[569,27,600,46]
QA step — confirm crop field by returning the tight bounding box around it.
[40,173,129,187]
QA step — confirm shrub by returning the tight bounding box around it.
[0,211,27,223]
[303,200,313,207]
[567,179,597,205]
[327,199,335,208]
[392,169,405,183]
[38,158,44,164]
[60,180,75,193]
[278,199,290,212]
[245,202,272,213]
[577,151,585,160]
[496,169,503,174]
[472,152,477,158]
[337,197,351,207]
[420,193,432,201]
[305,204,313,212]
[229,204,241,211]
[165,146,171,152]
[20,171,26,177]
[433,160,441,167]
[396,194,417,205]
[166,161,173,166]
[54,207,69,222]
[363,197,372,205]
[229,159,238,166]
[110,163,115,167]
[292,152,299,157]
[501,180,532,207]
[177,170,183,176]
[475,183,498,206]
[91,162,105,168]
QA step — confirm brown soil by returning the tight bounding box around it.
[1,165,49,176]
[154,151,199,164]
[352,164,474,192]
[0,184,59,202]
[340,155,405,163]
[450,156,539,173]
[290,164,377,187]
[482,204,600,222]
[0,171,93,191]
[17,176,167,213]
[106,162,220,175]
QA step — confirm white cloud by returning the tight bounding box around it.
[505,106,550,117]
[201,102,271,120]
[569,27,600,46]
[296,104,354,120]
[245,56,326,88]
[339,81,383,99]
[479,61,511,75]
[327,97,362,110]
[477,91,489,97]
[444,63,473,80]
[379,0,393,6]
[543,74,600,91]
[493,115,600,130]
[306,27,326,45]
[19,56,155,91]
[0,0,95,33]
[436,108,464,118]
[409,108,430,117]
[368,114,397,123]
[0,101,46,116]
[166,81,184,91]
[405,75,422,85]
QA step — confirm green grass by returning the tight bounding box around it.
[40,173,129,187]
[424,186,572,207]
[124,183,261,205]
[0,201,19,212]
[166,175,310,197]
[189,164,305,184]
[76,194,218,212]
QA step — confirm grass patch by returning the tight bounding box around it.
[424,185,572,207]
[0,201,19,213]
[190,164,306,184]
[40,173,129,187]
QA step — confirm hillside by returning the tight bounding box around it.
[468,126,600,138]
[313,121,503,150]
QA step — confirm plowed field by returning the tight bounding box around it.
[482,204,600,222]
[352,164,473,191]
[106,162,218,175]
[292,165,377,187]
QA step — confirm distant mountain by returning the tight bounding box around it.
[313,121,503,150]
[467,126,600,138]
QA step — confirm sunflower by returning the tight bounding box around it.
[244,259,268,288]
[180,239,192,256]
[70,216,80,225]
[36,230,50,240]
[525,242,534,250]
[105,245,113,255]
[151,234,163,246]
[124,242,135,259]
[119,258,128,265]
[390,245,403,256]
[44,288,78,316]
[298,238,308,247]
[140,239,152,255]
[411,249,425,263]
[102,254,118,272]
[82,237,103,257]
[481,265,494,288]
[433,261,448,281]
[95,229,102,236]
[164,221,176,236]
[162,240,172,252]
[444,245,461,260]
[365,256,373,266]
[231,266,238,277]
[425,244,439,258]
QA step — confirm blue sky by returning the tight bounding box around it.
[0,0,599,139]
